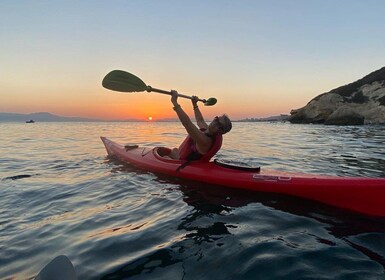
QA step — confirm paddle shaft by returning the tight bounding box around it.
[147,86,207,103]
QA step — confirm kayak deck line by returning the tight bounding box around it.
[101,137,385,217]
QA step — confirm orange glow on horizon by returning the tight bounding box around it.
[1,86,294,121]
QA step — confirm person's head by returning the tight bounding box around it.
[209,114,232,135]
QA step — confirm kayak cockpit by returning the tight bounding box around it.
[153,147,185,163]
[153,146,261,172]
[154,147,172,157]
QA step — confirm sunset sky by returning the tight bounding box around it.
[1,1,385,121]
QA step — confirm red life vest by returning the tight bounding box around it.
[178,129,223,162]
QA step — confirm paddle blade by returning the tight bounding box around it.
[204,98,217,106]
[102,70,148,92]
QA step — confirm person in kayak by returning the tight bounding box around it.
[168,90,232,160]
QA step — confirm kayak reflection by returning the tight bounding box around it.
[101,161,385,279]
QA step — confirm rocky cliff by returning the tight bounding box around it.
[289,67,385,125]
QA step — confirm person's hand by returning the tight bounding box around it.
[191,96,199,107]
[171,90,179,106]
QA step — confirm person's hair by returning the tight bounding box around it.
[222,114,232,134]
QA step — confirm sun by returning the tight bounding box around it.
[148,116,153,121]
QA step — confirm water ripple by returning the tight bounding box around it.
[1,122,385,279]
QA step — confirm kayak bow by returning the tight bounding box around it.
[101,137,385,217]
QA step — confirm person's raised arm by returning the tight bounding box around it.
[191,96,208,130]
[171,91,210,145]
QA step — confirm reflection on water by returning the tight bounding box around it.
[100,177,385,279]
[1,122,385,279]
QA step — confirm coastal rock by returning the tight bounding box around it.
[289,67,385,125]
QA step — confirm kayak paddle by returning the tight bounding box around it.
[102,70,217,106]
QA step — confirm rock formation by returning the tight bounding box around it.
[289,67,385,125]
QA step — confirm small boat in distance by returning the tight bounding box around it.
[26,120,35,123]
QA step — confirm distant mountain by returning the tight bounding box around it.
[0,112,100,122]
[238,115,289,122]
[1,112,291,123]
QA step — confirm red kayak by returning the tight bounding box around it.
[101,137,385,217]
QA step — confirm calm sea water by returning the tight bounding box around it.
[1,122,385,280]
